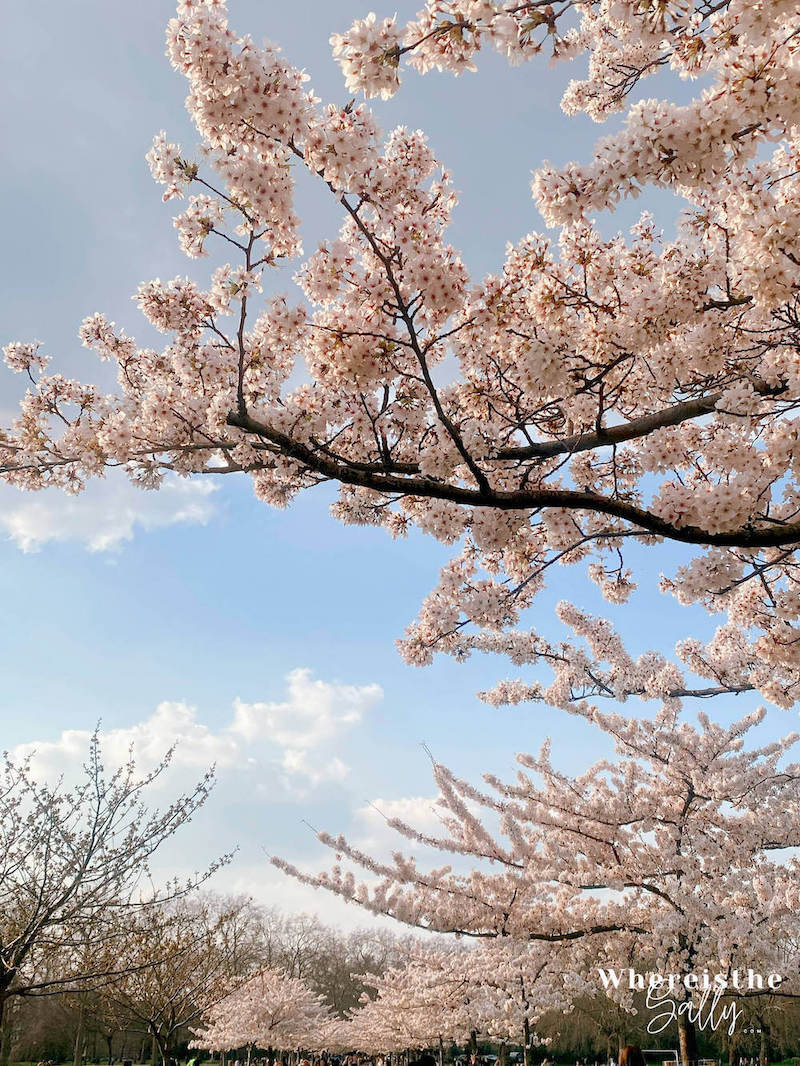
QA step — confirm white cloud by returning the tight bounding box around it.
[12,669,382,794]
[0,474,218,552]
[232,669,381,748]
[280,748,349,787]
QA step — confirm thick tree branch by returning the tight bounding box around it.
[226,410,800,549]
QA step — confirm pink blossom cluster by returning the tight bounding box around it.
[344,942,570,1051]
[273,706,800,998]
[331,1,556,99]
[4,0,800,719]
[190,967,333,1053]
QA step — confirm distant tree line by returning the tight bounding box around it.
[3,900,416,1066]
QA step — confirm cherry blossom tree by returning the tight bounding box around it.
[345,948,483,1054]
[189,966,333,1060]
[274,704,800,1065]
[345,942,569,1061]
[3,0,800,717]
[0,732,223,1066]
[7,8,800,1059]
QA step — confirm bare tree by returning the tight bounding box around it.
[0,732,226,1065]
[96,896,253,1065]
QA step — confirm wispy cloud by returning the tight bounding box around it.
[0,474,218,552]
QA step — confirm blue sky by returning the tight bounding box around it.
[0,2,780,926]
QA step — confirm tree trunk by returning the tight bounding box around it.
[469,1032,478,1066]
[523,1017,532,1066]
[107,1033,115,1065]
[677,1012,698,1066]
[439,1036,444,1066]
[0,991,11,1066]
[759,1022,770,1066]
[151,1028,171,1066]
[74,995,86,1066]
[727,1031,737,1066]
